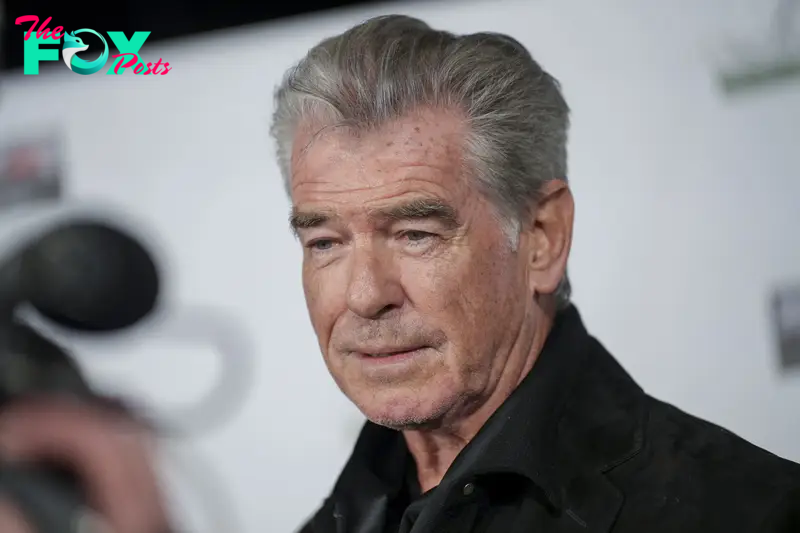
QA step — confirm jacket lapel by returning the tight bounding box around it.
[549,335,647,533]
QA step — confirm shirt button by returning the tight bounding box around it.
[462,483,475,496]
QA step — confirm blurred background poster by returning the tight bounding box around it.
[0,131,63,208]
[774,285,800,371]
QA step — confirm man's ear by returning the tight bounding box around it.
[524,180,574,295]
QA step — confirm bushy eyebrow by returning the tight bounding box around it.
[371,197,459,226]
[289,197,460,236]
[288,210,331,233]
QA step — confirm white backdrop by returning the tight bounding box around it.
[1,0,799,531]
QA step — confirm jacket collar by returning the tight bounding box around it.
[436,305,646,508]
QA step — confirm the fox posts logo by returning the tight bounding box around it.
[16,15,172,75]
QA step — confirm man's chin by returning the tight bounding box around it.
[370,416,447,432]
[356,396,451,431]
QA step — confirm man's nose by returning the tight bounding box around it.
[345,243,405,319]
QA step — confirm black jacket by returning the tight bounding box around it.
[299,305,800,532]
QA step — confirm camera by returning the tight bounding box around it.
[0,201,161,533]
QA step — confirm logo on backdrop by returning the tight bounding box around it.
[15,16,172,75]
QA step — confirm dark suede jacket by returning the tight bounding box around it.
[299,305,800,532]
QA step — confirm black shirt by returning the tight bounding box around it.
[301,305,800,533]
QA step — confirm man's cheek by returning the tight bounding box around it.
[304,265,337,300]
[302,279,329,328]
[402,263,465,313]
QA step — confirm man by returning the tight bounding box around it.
[0,14,798,533]
[273,14,800,532]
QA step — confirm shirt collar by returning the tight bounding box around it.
[430,304,590,509]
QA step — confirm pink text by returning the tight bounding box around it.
[15,15,64,40]
[110,53,172,75]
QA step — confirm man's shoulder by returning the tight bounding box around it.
[642,395,800,482]
[295,497,335,533]
[611,394,800,529]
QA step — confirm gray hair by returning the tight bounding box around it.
[270,15,572,309]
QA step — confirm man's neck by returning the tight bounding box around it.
[402,307,555,493]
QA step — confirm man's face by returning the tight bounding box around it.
[289,109,536,428]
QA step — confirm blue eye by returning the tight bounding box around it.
[401,231,435,244]
[308,239,334,251]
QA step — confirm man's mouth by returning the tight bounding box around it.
[357,346,428,358]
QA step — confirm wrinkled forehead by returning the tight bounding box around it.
[289,108,469,189]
